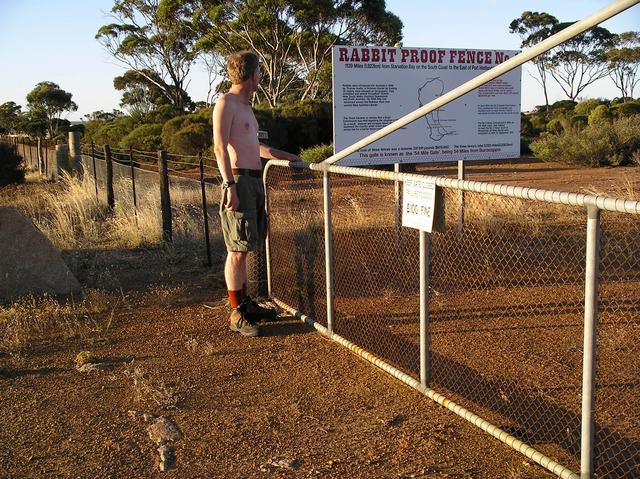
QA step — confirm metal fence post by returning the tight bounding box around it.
[91,142,98,198]
[104,144,115,210]
[458,159,465,234]
[264,164,274,298]
[158,150,172,243]
[323,170,335,334]
[580,204,601,479]
[199,153,212,267]
[129,148,138,223]
[420,230,431,387]
[394,163,402,249]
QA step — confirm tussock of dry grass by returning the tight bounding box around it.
[582,176,639,201]
[0,290,122,354]
[21,171,219,250]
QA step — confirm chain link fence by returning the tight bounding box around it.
[264,161,640,478]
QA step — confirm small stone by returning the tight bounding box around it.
[264,457,302,469]
[148,417,183,444]
[76,362,110,373]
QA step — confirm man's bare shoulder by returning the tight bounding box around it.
[214,93,242,112]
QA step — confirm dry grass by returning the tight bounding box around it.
[15,172,220,251]
[582,175,639,201]
[0,289,122,354]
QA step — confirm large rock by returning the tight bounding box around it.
[0,207,80,301]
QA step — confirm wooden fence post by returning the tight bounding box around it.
[158,150,172,243]
[104,144,115,210]
[91,142,98,198]
[199,153,212,266]
[37,137,43,174]
[129,148,138,223]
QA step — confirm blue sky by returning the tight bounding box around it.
[1,0,638,120]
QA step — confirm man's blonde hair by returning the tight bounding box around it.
[227,51,260,84]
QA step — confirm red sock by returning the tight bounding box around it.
[228,290,243,308]
[242,283,247,300]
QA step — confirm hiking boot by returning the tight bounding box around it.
[243,297,278,322]
[229,307,259,337]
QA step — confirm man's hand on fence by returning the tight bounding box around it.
[286,153,301,164]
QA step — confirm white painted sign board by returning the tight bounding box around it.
[332,45,521,166]
[402,177,437,232]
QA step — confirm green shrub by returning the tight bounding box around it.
[530,115,640,167]
[574,98,608,117]
[0,143,25,186]
[300,144,334,163]
[92,116,137,146]
[611,102,640,118]
[254,100,332,154]
[119,123,163,151]
[546,118,565,134]
[588,105,613,125]
[162,109,212,154]
[168,123,210,155]
[547,99,577,119]
[570,115,588,130]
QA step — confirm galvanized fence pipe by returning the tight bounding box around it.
[321,0,640,167]
[419,230,430,387]
[308,163,640,214]
[323,170,336,334]
[457,160,465,234]
[580,206,602,479]
[263,167,274,297]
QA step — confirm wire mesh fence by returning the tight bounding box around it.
[265,161,640,478]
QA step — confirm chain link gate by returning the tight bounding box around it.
[263,160,640,479]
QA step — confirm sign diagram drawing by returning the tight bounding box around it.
[418,78,455,141]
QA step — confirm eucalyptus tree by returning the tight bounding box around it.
[96,0,199,112]
[192,0,402,106]
[509,11,558,110]
[26,82,77,138]
[0,102,22,134]
[547,23,615,101]
[606,31,640,100]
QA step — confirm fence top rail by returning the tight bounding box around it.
[264,159,640,215]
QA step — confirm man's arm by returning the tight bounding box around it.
[259,143,300,163]
[213,97,239,210]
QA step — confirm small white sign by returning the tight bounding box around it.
[402,177,437,232]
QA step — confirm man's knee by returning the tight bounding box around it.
[227,251,247,267]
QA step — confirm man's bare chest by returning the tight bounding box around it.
[231,106,259,137]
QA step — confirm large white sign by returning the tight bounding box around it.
[332,45,521,166]
[402,177,437,232]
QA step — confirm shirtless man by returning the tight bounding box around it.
[213,51,300,337]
